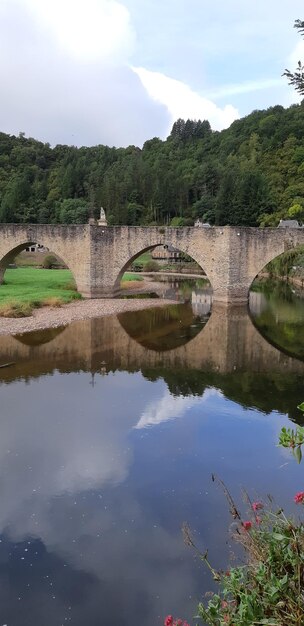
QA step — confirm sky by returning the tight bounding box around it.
[0,0,303,147]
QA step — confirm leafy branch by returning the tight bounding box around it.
[283,20,304,96]
[278,403,304,463]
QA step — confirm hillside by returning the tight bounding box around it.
[1,102,304,227]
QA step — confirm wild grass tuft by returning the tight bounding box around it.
[0,301,34,318]
[42,297,63,308]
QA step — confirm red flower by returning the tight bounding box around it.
[294,491,304,504]
[242,521,252,531]
[252,502,263,511]
[255,516,262,525]
[164,617,173,626]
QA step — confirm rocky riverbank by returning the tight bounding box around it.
[0,297,174,337]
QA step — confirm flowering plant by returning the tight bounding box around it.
[182,477,304,626]
[164,616,189,626]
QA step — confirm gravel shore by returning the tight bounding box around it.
[0,297,174,336]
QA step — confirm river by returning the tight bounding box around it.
[0,276,303,626]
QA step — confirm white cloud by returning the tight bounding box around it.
[25,0,135,62]
[132,66,239,132]
[135,387,219,429]
[0,0,169,146]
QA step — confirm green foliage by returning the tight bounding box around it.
[278,403,304,463]
[42,254,59,269]
[288,202,304,221]
[121,272,143,282]
[197,512,304,626]
[1,102,304,226]
[265,248,304,278]
[143,260,160,272]
[185,486,304,626]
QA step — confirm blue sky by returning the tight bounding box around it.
[0,0,303,146]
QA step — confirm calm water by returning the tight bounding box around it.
[0,277,304,625]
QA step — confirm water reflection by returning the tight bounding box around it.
[250,279,304,359]
[1,297,304,423]
[149,275,213,317]
[0,279,304,625]
[117,303,207,351]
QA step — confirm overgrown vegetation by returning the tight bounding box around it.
[1,101,304,228]
[181,475,304,626]
[0,267,80,316]
[192,503,304,626]
[171,404,304,625]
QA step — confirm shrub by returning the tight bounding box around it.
[143,260,160,272]
[193,507,304,626]
[130,263,143,272]
[42,254,59,269]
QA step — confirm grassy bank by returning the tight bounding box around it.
[0,268,80,317]
[121,272,143,282]
[121,272,144,290]
[0,268,144,317]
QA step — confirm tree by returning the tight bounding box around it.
[283,20,304,95]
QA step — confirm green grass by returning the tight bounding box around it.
[0,268,81,308]
[121,272,144,282]
[135,252,152,265]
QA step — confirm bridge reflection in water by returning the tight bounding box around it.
[0,298,303,386]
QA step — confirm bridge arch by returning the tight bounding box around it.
[112,243,213,293]
[0,240,80,294]
[0,224,93,297]
[248,241,304,295]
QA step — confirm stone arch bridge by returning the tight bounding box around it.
[1,224,304,303]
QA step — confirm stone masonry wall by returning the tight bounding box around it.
[1,224,304,302]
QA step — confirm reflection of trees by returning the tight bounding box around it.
[141,368,209,398]
[142,368,304,425]
[250,279,304,359]
[252,279,296,302]
[117,303,206,351]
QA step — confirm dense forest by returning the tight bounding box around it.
[1,102,304,227]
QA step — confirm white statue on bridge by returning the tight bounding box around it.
[98,207,107,226]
